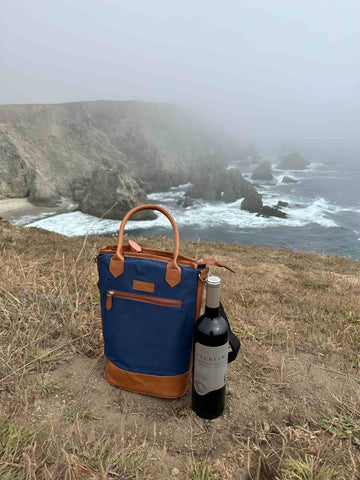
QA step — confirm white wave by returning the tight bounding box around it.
[25,211,121,236]
[336,206,360,213]
[325,176,351,180]
[285,198,338,227]
[274,171,304,184]
[24,195,340,237]
[307,162,322,170]
[169,182,192,191]
[10,199,78,227]
[12,211,57,226]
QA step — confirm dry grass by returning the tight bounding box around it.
[0,417,155,479]
[0,219,359,479]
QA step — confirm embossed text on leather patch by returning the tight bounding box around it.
[133,280,155,293]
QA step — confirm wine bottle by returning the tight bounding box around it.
[192,276,229,419]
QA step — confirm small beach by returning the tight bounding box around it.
[0,198,55,219]
[0,197,77,225]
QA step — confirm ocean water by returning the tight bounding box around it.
[13,160,360,259]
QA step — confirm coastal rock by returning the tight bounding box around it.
[187,169,256,203]
[251,161,273,181]
[276,201,289,208]
[282,176,298,184]
[240,190,263,213]
[145,170,188,193]
[0,100,245,206]
[28,175,62,207]
[0,132,31,199]
[277,152,309,170]
[241,193,289,219]
[72,167,156,220]
[257,206,288,219]
[0,132,61,207]
[177,196,194,208]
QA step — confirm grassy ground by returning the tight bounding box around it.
[0,219,359,479]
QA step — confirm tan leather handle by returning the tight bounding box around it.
[109,204,181,287]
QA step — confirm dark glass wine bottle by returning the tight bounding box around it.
[192,276,229,419]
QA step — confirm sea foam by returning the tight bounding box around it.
[24,193,339,237]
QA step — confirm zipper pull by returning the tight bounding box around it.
[128,240,142,253]
[106,290,114,310]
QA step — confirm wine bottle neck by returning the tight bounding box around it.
[206,280,220,310]
[204,305,220,318]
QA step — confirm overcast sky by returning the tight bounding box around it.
[1,0,359,157]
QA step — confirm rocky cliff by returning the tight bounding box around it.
[0,101,250,219]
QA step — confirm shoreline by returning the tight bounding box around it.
[2,198,359,260]
[0,197,77,223]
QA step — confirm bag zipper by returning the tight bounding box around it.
[106,290,182,310]
[99,245,199,268]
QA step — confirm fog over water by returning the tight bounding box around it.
[1,0,359,158]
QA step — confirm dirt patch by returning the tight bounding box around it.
[24,346,359,479]
[1,223,359,479]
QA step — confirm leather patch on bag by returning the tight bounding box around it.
[133,280,155,293]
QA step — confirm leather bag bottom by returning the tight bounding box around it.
[105,359,190,398]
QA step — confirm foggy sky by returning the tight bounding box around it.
[1,0,359,158]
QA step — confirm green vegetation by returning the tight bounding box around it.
[0,420,44,479]
[319,397,360,446]
[280,455,337,480]
[190,463,217,480]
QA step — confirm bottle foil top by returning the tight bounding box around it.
[206,276,221,308]
[206,276,221,287]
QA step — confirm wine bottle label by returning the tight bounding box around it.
[194,342,228,396]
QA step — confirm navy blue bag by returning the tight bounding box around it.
[96,204,208,398]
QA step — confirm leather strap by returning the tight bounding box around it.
[220,302,241,363]
[200,259,236,273]
[109,204,181,287]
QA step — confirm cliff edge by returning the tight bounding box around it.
[0,101,253,219]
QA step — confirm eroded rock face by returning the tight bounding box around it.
[240,190,263,213]
[177,196,194,208]
[240,191,288,219]
[282,176,298,184]
[251,161,273,181]
[257,206,288,219]
[72,168,156,220]
[0,132,30,199]
[0,101,245,209]
[187,170,256,203]
[277,152,309,170]
[28,175,62,207]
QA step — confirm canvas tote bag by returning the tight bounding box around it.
[96,204,209,398]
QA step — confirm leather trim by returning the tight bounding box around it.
[199,259,236,273]
[128,240,142,252]
[111,290,182,307]
[109,255,124,277]
[188,269,208,371]
[165,260,182,287]
[196,268,207,319]
[100,244,199,268]
[199,267,209,281]
[106,291,113,310]
[133,280,155,293]
[105,359,190,398]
